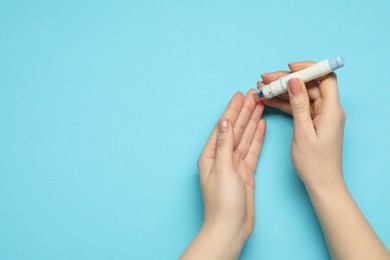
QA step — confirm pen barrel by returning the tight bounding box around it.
[281,59,333,85]
[261,58,339,98]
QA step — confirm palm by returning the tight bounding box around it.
[198,90,266,239]
[234,153,256,189]
[311,98,324,123]
[233,152,256,236]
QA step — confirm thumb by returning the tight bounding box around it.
[288,78,315,135]
[215,118,234,172]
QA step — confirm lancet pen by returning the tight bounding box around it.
[255,56,345,101]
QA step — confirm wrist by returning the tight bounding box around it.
[200,221,247,259]
[305,177,348,203]
[299,167,345,196]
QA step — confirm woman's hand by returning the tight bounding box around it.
[260,61,346,192]
[181,90,266,260]
[260,61,390,260]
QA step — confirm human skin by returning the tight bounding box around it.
[181,60,389,260]
[180,90,266,260]
[260,61,390,260]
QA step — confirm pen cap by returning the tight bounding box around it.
[328,56,345,70]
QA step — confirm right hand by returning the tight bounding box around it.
[259,61,346,192]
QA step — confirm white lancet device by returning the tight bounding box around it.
[255,56,345,100]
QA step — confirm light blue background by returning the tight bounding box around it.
[1,0,389,259]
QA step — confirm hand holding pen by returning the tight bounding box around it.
[258,58,346,190]
[259,59,389,260]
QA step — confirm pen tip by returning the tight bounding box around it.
[253,91,264,102]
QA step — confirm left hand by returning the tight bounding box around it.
[181,90,266,260]
[198,89,266,242]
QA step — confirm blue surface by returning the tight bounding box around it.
[1,1,389,259]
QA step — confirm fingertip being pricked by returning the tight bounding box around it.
[245,88,258,106]
[247,88,258,96]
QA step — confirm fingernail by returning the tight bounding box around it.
[219,118,229,133]
[288,62,295,66]
[261,73,269,77]
[288,78,301,95]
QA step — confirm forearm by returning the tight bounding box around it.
[306,177,389,260]
[180,222,246,260]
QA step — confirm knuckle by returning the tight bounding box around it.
[216,137,228,148]
[334,109,346,124]
[249,116,260,126]
[248,149,260,160]
[240,135,251,147]
[241,104,252,115]
[292,100,310,114]
[235,124,245,137]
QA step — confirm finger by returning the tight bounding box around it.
[279,92,290,100]
[198,127,217,175]
[262,97,317,118]
[261,70,289,84]
[233,89,257,148]
[288,60,315,72]
[307,84,321,101]
[200,93,242,161]
[198,92,244,174]
[257,81,265,89]
[261,82,320,102]
[221,91,245,126]
[286,62,321,100]
[281,83,320,101]
[289,61,340,101]
[244,119,266,173]
[318,73,340,103]
[262,71,318,101]
[235,102,265,159]
[287,78,315,136]
[215,118,234,173]
[261,97,292,115]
